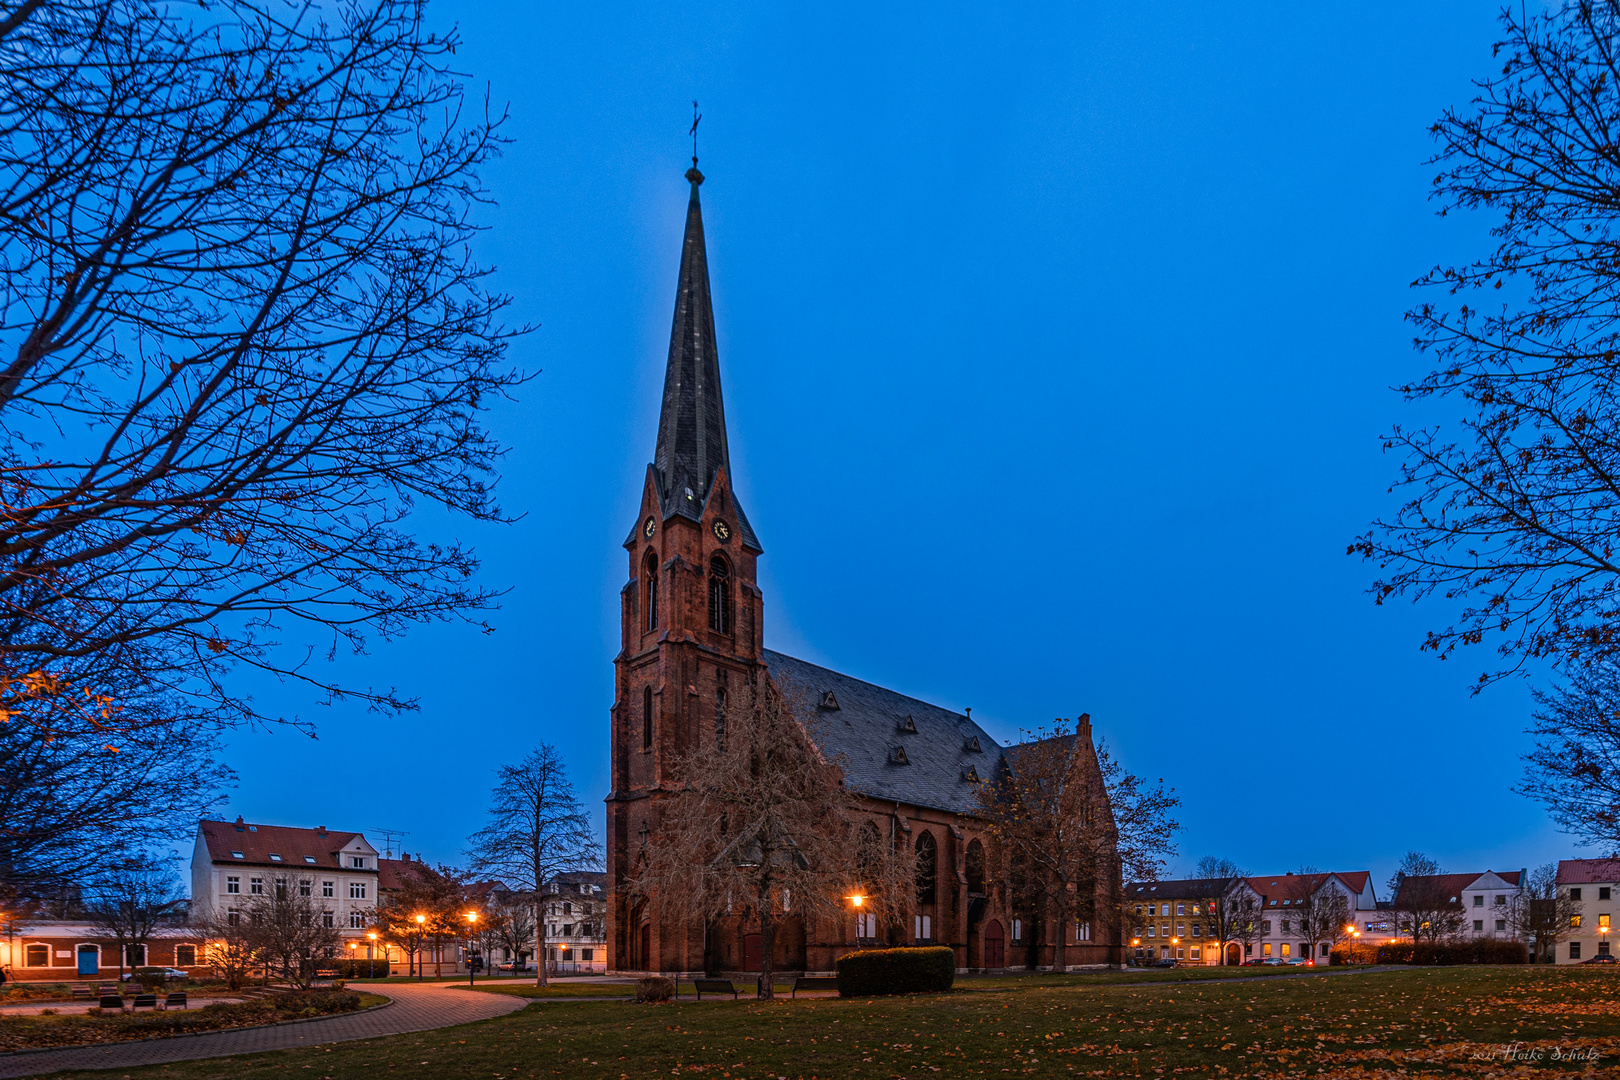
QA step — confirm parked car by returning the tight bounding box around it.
[122,967,188,981]
[1582,954,1618,965]
[496,961,536,973]
[1242,959,1267,966]
[1280,958,1306,966]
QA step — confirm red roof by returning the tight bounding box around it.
[1245,871,1371,904]
[1334,871,1371,894]
[1390,871,1519,907]
[1559,859,1620,885]
[197,819,373,871]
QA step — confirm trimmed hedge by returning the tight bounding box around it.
[313,959,392,979]
[835,947,955,997]
[1331,940,1527,966]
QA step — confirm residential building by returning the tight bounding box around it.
[1122,878,1233,964]
[1125,871,1380,965]
[606,162,1122,977]
[1556,859,1620,964]
[542,872,606,973]
[1249,872,1378,962]
[1388,870,1524,943]
[190,818,381,945]
[1,904,204,981]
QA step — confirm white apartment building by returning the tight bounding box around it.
[1556,859,1620,964]
[1248,871,1379,962]
[542,871,606,973]
[190,818,381,943]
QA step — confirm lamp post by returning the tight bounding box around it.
[366,931,379,978]
[1601,924,1610,959]
[414,914,427,982]
[466,911,479,986]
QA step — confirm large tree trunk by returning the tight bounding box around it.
[535,902,548,987]
[758,914,776,1000]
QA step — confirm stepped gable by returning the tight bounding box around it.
[763,649,1004,816]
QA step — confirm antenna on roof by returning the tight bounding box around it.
[369,827,408,860]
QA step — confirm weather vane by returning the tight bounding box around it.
[689,100,701,168]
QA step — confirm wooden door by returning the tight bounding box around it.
[742,933,762,971]
[1226,943,1241,966]
[984,920,1005,968]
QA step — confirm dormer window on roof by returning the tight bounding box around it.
[269,853,283,861]
[304,856,317,863]
[230,851,244,859]
[890,745,909,765]
[897,715,917,734]
[964,735,982,753]
[820,691,839,710]
[248,825,257,831]
[962,765,980,782]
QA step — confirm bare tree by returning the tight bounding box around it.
[0,0,523,749]
[1387,853,1465,944]
[372,859,464,979]
[1290,878,1353,963]
[630,679,859,1000]
[84,862,183,980]
[465,745,597,987]
[1506,863,1578,963]
[193,904,259,990]
[1193,856,1246,880]
[1205,880,1265,965]
[1354,2,1620,687]
[490,891,536,972]
[1520,663,1620,850]
[243,876,341,989]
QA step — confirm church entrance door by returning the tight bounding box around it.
[742,934,762,972]
[984,920,1005,968]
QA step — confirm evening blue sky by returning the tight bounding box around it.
[218,1,1566,890]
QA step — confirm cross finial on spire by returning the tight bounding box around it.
[686,101,703,185]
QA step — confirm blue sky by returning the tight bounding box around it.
[215,0,1572,891]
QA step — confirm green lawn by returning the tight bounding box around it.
[42,965,1620,1079]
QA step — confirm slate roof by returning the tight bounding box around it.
[197,819,373,872]
[1123,877,1236,901]
[763,649,1004,816]
[647,168,759,551]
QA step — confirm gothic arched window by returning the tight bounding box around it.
[644,554,658,632]
[708,555,730,633]
[715,687,728,751]
[966,838,986,895]
[642,685,653,750]
[915,831,937,905]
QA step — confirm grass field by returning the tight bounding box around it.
[44,965,1620,1079]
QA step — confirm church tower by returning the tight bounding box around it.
[607,164,765,974]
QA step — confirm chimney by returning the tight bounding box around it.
[1077,713,1092,741]
[317,826,327,837]
[402,853,411,863]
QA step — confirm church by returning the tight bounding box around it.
[605,162,1121,976]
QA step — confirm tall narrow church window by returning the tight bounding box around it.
[708,555,730,633]
[645,555,658,632]
[715,687,727,751]
[915,831,937,905]
[642,686,653,750]
[966,839,986,895]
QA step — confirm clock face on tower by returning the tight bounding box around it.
[712,519,731,542]
[643,516,656,539]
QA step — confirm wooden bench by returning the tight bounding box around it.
[163,992,188,1010]
[791,976,838,999]
[98,984,118,997]
[131,993,158,1011]
[70,986,92,1000]
[98,995,125,1012]
[692,978,738,1000]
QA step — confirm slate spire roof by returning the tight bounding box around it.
[651,165,759,549]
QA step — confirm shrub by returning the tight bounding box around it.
[1329,942,1379,966]
[312,959,392,979]
[635,976,674,1003]
[1368,940,1527,965]
[836,947,955,997]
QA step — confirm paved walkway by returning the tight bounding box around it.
[0,981,528,1078]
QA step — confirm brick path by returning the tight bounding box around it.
[0,981,528,1078]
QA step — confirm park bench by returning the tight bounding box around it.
[98,995,125,1012]
[131,993,158,1011]
[163,992,188,1010]
[790,976,838,999]
[70,986,91,1000]
[97,983,118,997]
[692,978,738,1000]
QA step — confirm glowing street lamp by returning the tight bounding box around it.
[414,914,427,982]
[466,911,481,986]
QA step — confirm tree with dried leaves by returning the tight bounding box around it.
[1505,863,1578,962]
[373,860,464,979]
[1355,2,1620,687]
[630,679,862,999]
[0,0,522,751]
[83,862,183,981]
[1520,662,1620,851]
[979,718,1178,968]
[465,744,598,987]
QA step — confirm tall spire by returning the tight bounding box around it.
[651,165,759,548]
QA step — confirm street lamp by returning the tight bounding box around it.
[414,914,427,982]
[366,931,379,977]
[466,911,479,986]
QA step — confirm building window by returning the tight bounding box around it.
[323,881,334,898]
[715,687,727,751]
[250,877,264,895]
[125,944,146,966]
[350,857,366,869]
[1573,915,1583,929]
[175,945,196,966]
[708,556,730,634]
[1572,940,1583,959]
[226,876,240,894]
[1281,943,1291,958]
[1474,920,1484,931]
[645,554,658,631]
[1495,894,1507,905]
[351,912,365,929]
[305,856,317,864]
[643,686,653,750]
[1603,941,1614,956]
[1281,920,1290,933]
[275,878,287,899]
[1146,925,1156,938]
[915,832,938,905]
[965,839,986,894]
[1177,903,1185,916]
[1262,920,1271,933]
[1496,920,1507,932]
[914,914,932,941]
[24,944,47,966]
[351,882,367,899]
[582,948,593,962]
[227,909,241,926]
[1572,888,1584,901]
[1076,921,1091,941]
[1602,914,1612,929]
[1244,944,1252,956]
[1191,924,1202,938]
[269,853,283,862]
[1012,919,1023,942]
[1190,946,1201,960]
[299,880,312,897]
[230,850,244,859]
[1603,887,1613,901]
[857,913,877,938]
